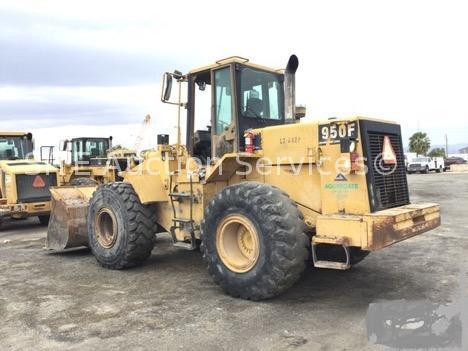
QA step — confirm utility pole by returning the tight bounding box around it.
[445,134,449,157]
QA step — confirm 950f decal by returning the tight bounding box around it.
[319,121,358,144]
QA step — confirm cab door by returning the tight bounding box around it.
[211,65,236,159]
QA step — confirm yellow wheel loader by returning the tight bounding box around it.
[47,56,440,300]
[58,136,137,186]
[0,131,58,226]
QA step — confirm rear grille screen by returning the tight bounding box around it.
[16,173,57,203]
[360,121,410,212]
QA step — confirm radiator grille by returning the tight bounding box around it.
[360,121,410,212]
[16,173,57,203]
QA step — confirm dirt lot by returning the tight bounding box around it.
[1,173,467,350]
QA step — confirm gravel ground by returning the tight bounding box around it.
[0,173,467,350]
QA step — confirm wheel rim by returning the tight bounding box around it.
[216,214,260,273]
[95,208,118,248]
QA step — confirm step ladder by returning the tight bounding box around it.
[168,172,197,250]
[311,236,351,270]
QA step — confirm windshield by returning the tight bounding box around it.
[238,67,284,120]
[0,135,33,160]
[414,157,428,162]
[71,138,109,163]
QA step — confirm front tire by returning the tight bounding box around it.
[87,182,157,269]
[200,182,310,300]
[70,177,98,186]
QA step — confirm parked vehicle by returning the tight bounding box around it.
[407,156,444,174]
[41,137,138,186]
[444,156,467,170]
[0,131,58,227]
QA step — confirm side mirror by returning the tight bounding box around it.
[161,72,173,102]
[197,81,206,91]
[294,105,306,119]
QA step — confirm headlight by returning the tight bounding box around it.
[349,141,357,153]
[4,175,12,184]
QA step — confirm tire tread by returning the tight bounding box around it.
[89,182,157,269]
[200,181,309,300]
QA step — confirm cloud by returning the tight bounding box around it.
[0,32,172,87]
[0,2,197,87]
[0,84,173,128]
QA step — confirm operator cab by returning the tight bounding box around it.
[162,56,300,162]
[189,58,286,160]
[0,133,33,161]
[64,137,111,166]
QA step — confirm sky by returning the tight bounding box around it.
[1,0,468,158]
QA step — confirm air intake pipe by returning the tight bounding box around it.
[284,54,299,123]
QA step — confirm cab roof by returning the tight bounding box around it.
[70,137,110,140]
[189,56,284,75]
[0,131,30,137]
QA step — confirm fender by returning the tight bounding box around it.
[205,153,260,182]
[125,171,167,203]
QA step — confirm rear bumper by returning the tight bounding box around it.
[408,165,424,171]
[0,201,51,219]
[315,203,441,251]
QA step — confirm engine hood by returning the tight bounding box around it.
[0,160,58,175]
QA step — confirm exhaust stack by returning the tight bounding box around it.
[284,54,299,122]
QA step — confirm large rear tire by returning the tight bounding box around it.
[87,182,157,269]
[200,182,310,300]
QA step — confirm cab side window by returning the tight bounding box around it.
[214,68,233,134]
[239,67,283,120]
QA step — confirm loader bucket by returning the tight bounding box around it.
[46,186,97,250]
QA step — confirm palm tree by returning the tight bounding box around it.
[428,148,446,158]
[409,132,431,156]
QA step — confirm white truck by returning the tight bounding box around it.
[407,156,445,174]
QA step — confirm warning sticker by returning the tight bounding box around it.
[382,136,397,165]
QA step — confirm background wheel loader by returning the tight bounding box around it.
[49,115,150,186]
[47,55,440,300]
[0,131,58,227]
[58,136,137,186]
[44,136,138,247]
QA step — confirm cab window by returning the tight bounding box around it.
[239,67,284,120]
[214,67,233,134]
[0,136,32,160]
[72,139,109,163]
